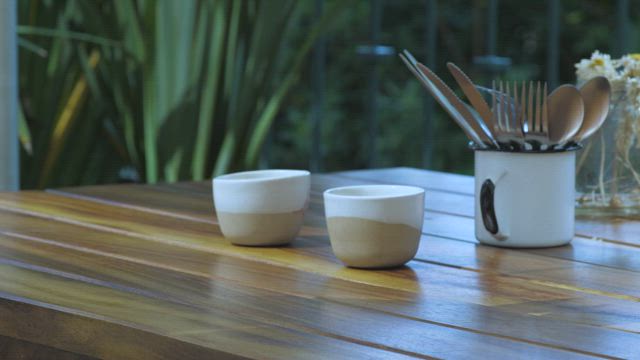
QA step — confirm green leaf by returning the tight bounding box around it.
[243,1,347,168]
[18,105,33,155]
[191,0,226,180]
[17,25,122,48]
[17,37,48,57]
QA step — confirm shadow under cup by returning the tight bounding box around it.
[213,170,310,246]
[324,185,425,268]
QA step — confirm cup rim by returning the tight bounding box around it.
[324,185,424,200]
[214,169,309,183]
[468,141,583,153]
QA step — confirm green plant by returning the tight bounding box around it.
[18,0,344,188]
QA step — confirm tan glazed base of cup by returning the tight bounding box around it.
[326,216,421,268]
[217,209,304,246]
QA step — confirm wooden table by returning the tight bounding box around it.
[0,168,638,359]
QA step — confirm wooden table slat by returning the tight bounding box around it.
[0,234,605,359]
[1,261,417,360]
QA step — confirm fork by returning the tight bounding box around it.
[491,80,550,151]
[491,80,526,150]
[522,81,550,150]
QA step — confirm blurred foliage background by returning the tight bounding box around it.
[17,0,640,188]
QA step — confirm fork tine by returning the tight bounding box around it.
[496,80,500,130]
[491,80,497,131]
[531,81,537,132]
[512,80,519,134]
[498,80,504,130]
[535,81,541,132]
[505,81,511,131]
[542,82,548,134]
[527,81,533,133]
[520,81,526,132]
[502,81,508,132]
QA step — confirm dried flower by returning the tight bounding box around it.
[575,50,618,86]
[575,51,640,206]
[615,108,636,163]
[576,51,640,128]
[625,78,640,113]
[610,194,624,208]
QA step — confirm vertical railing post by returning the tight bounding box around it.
[546,0,560,89]
[0,0,18,191]
[310,0,326,172]
[367,0,382,168]
[474,0,510,82]
[487,0,498,57]
[615,0,629,56]
[422,0,437,169]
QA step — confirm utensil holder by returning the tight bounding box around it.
[474,147,579,248]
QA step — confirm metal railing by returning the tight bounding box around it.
[305,0,632,172]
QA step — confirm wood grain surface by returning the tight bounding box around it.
[0,168,638,359]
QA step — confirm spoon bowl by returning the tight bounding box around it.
[547,85,584,144]
[573,76,611,142]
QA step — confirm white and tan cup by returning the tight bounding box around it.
[213,169,310,246]
[323,185,425,268]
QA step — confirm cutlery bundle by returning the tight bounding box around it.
[400,50,611,152]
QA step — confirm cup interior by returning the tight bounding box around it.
[324,185,423,199]
[215,169,309,182]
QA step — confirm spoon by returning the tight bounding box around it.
[547,84,584,144]
[572,76,611,142]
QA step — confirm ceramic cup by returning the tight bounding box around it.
[475,149,577,248]
[323,185,425,268]
[213,169,310,246]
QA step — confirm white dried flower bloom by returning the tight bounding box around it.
[616,54,640,78]
[610,77,628,103]
[625,78,640,107]
[622,73,640,149]
[575,50,619,86]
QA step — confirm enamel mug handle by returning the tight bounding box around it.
[480,179,508,240]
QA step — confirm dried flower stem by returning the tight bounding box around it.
[576,139,593,175]
[623,159,640,187]
[599,131,606,203]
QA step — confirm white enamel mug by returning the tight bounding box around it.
[213,169,310,246]
[475,149,577,248]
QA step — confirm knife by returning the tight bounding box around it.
[446,62,497,138]
[399,53,487,147]
[415,62,497,147]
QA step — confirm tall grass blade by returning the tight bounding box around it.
[38,49,100,188]
[192,0,226,180]
[17,25,122,48]
[244,1,346,168]
[18,105,32,155]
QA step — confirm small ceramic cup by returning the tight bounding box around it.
[323,185,425,268]
[213,169,310,246]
